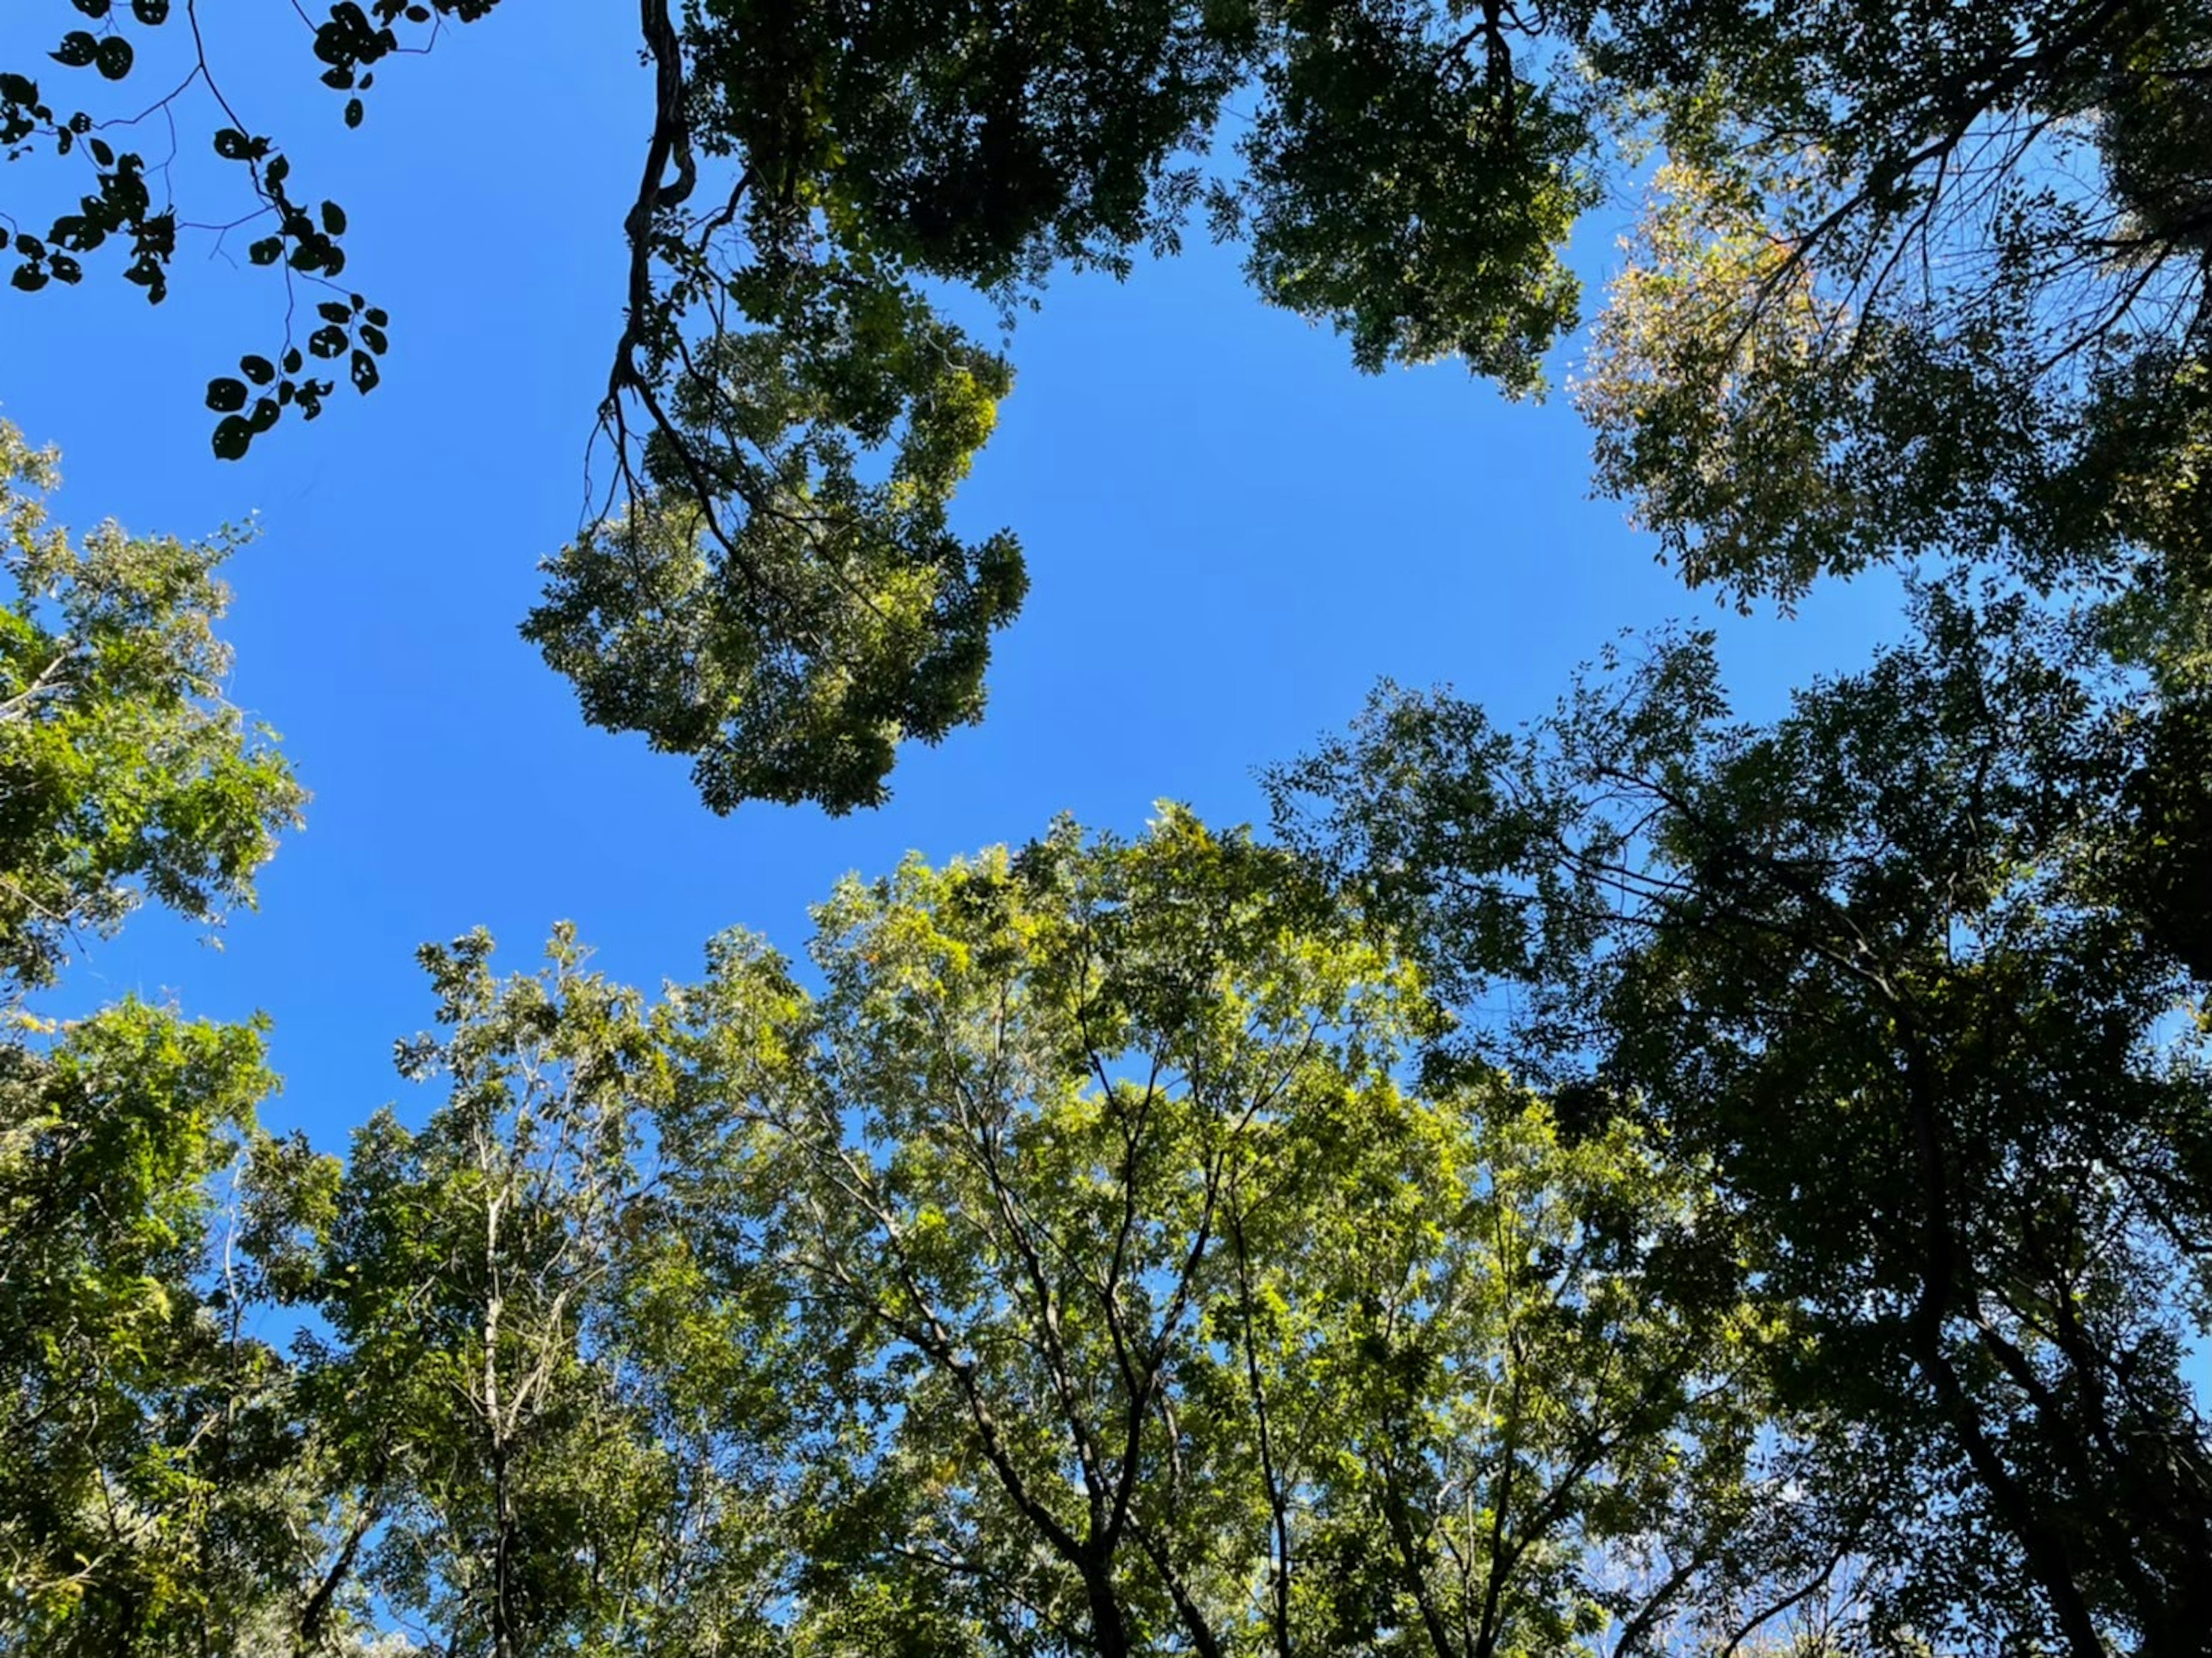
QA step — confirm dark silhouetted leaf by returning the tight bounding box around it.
[210,413,253,459]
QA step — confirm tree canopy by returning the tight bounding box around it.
[2,0,2209,1649]
[13,0,2198,806]
[6,782,1889,1656]
[0,421,306,1653]
[1268,579,2212,1655]
[0,419,303,994]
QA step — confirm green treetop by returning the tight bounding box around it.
[0,417,304,997]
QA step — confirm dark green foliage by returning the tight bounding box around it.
[1,3,2209,1636]
[9,0,2210,809]
[526,279,1028,814]
[2,0,1612,811]
[1270,583,2212,1654]
[1232,0,1596,392]
[2113,689,2212,980]
[0,0,472,449]
[686,0,1253,290]
[1578,0,2212,606]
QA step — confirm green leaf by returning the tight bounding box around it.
[343,97,363,130]
[349,350,378,393]
[238,354,275,386]
[204,377,248,412]
[50,32,99,69]
[320,200,346,236]
[93,36,134,80]
[130,0,171,22]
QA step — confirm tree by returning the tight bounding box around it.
[0,420,317,1655]
[1575,0,2212,609]
[1268,580,2212,1655]
[276,925,792,1658]
[519,307,1028,815]
[0,418,304,996]
[667,810,1831,1657]
[0,1001,312,1656]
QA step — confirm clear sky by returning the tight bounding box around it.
[1,6,1906,1148]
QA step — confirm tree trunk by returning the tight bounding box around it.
[1082,1563,1132,1658]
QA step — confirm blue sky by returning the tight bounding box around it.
[1,5,1906,1147]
